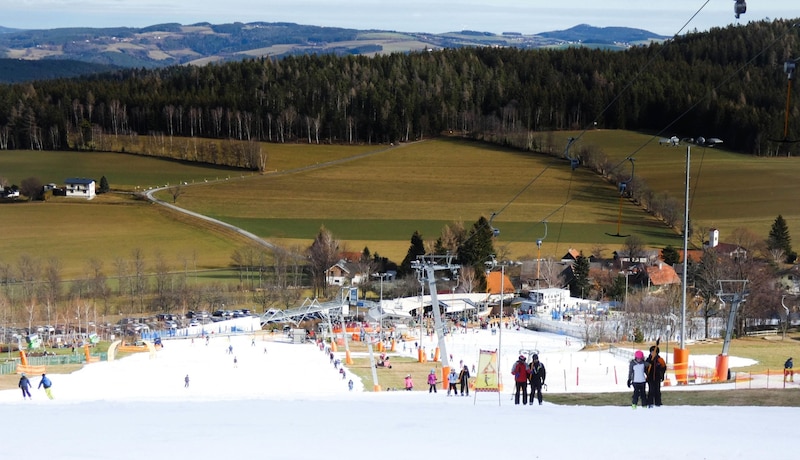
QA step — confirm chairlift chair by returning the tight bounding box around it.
[733,0,746,19]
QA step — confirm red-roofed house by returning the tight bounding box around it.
[644,262,681,289]
[486,271,515,294]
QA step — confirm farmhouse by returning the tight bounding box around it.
[325,259,368,286]
[642,261,681,291]
[64,178,96,199]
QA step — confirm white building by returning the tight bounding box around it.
[521,287,577,317]
[64,178,96,199]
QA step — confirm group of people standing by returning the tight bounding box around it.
[627,346,667,409]
[511,353,547,405]
[445,365,472,396]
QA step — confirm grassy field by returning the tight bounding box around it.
[2,130,800,275]
[557,129,800,242]
[168,137,679,262]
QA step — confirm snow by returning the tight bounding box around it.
[2,325,796,459]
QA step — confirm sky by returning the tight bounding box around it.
[0,1,796,36]
[2,317,797,459]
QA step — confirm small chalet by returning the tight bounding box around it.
[560,248,581,263]
[325,254,369,287]
[64,178,96,199]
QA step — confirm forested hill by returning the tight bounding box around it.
[0,19,797,156]
[0,59,116,83]
[0,22,665,70]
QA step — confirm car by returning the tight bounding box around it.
[189,320,200,327]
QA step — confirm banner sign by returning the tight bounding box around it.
[474,349,499,392]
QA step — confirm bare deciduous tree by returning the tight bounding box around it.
[308,227,339,297]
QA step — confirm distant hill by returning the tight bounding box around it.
[538,24,668,44]
[0,22,667,79]
[0,58,116,83]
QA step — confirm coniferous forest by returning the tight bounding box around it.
[0,19,799,160]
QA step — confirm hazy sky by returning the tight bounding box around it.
[0,0,796,36]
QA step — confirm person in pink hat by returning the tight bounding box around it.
[627,350,647,409]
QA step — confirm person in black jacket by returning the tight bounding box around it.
[528,354,546,405]
[784,357,794,383]
[458,365,471,396]
[645,346,667,408]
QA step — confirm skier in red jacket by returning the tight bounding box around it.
[512,355,530,405]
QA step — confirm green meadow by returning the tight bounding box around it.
[165,137,680,262]
[2,130,799,276]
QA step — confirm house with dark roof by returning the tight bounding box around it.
[64,178,96,199]
[560,248,581,263]
[325,260,368,287]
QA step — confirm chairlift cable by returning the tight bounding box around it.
[460,3,780,254]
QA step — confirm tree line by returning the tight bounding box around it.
[0,19,798,160]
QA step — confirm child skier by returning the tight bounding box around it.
[427,369,438,393]
[404,374,414,391]
[627,350,647,409]
[447,368,459,396]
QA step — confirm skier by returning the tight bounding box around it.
[339,367,346,379]
[233,356,238,368]
[38,373,53,400]
[447,368,459,396]
[458,365,471,396]
[228,344,233,355]
[512,355,530,405]
[404,374,414,391]
[184,374,190,388]
[348,379,354,391]
[627,350,647,409]
[427,369,438,393]
[18,373,32,400]
[784,357,794,383]
[645,346,667,407]
[528,354,546,405]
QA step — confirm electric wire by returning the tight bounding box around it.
[498,0,715,256]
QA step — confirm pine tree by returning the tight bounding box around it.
[400,231,426,276]
[99,175,110,193]
[767,214,793,263]
[569,252,591,299]
[661,245,680,266]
